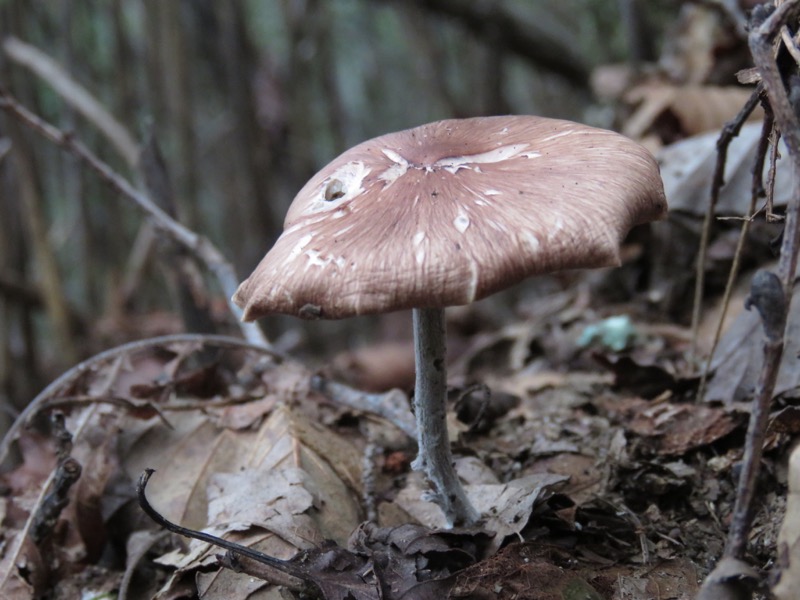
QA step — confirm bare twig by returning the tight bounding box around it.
[3,36,138,166]
[696,99,774,401]
[767,127,782,220]
[723,0,800,559]
[310,375,416,439]
[700,5,800,596]
[0,87,269,348]
[691,83,765,365]
[0,392,103,592]
[138,468,382,597]
[136,469,312,593]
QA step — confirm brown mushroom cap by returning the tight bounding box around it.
[234,115,667,320]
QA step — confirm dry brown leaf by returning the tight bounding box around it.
[708,277,800,404]
[624,84,760,143]
[623,398,741,455]
[394,470,567,551]
[1,337,361,598]
[0,535,37,599]
[148,405,363,597]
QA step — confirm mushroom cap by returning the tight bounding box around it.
[234,115,667,320]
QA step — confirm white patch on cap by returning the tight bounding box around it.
[453,210,470,233]
[303,250,347,272]
[382,149,405,163]
[335,224,356,237]
[522,231,540,251]
[539,130,575,143]
[308,161,370,212]
[414,231,427,264]
[379,149,410,187]
[283,222,305,236]
[436,143,535,174]
[548,217,564,239]
[475,199,489,207]
[304,250,326,270]
[288,233,314,261]
[485,190,502,196]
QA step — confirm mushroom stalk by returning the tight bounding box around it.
[411,307,478,526]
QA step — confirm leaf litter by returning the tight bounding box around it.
[0,264,797,600]
[0,282,784,599]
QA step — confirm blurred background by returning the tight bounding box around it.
[0,0,762,423]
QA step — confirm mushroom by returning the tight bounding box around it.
[234,115,667,526]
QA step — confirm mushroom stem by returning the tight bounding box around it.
[411,307,479,527]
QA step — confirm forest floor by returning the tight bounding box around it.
[0,268,794,600]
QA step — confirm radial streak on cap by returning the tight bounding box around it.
[234,115,667,320]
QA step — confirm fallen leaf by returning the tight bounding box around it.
[623,398,742,455]
[394,471,567,551]
[707,276,800,404]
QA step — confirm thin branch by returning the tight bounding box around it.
[310,375,417,439]
[696,98,774,401]
[691,83,765,365]
[136,469,312,593]
[0,87,269,348]
[2,36,138,166]
[720,0,800,560]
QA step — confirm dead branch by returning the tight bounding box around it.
[725,0,800,558]
[137,469,312,593]
[691,83,765,366]
[699,4,800,597]
[310,375,417,439]
[0,87,269,348]
[696,95,773,401]
[3,36,138,166]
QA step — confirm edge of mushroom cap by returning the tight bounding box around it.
[234,115,667,321]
